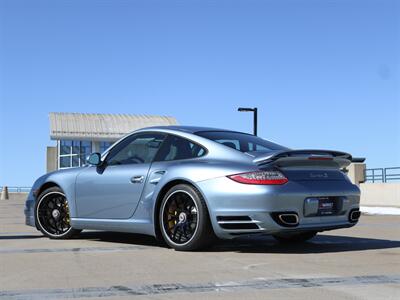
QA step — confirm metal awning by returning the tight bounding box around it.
[49,112,178,141]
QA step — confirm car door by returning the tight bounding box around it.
[75,132,166,219]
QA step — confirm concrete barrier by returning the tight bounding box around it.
[360,183,400,207]
[347,163,366,186]
[0,186,9,200]
[6,192,29,202]
[4,183,400,208]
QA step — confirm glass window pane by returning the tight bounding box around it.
[60,140,72,155]
[100,141,112,153]
[107,134,165,165]
[80,141,92,155]
[155,135,206,162]
[60,156,71,168]
[72,155,80,167]
[196,131,288,153]
[72,141,80,155]
[80,155,87,165]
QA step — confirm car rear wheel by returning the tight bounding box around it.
[272,231,317,243]
[159,184,214,251]
[35,187,81,239]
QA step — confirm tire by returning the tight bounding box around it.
[35,186,81,239]
[159,184,214,251]
[272,231,317,244]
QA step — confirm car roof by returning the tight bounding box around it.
[142,125,244,134]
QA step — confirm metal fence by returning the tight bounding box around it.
[365,167,400,183]
[0,187,31,193]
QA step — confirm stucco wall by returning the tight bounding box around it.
[360,183,400,207]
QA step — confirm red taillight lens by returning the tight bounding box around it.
[227,170,288,185]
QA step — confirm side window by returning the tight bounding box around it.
[215,139,240,150]
[248,142,269,152]
[155,135,206,162]
[106,133,166,165]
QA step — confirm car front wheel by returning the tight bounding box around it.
[159,184,214,251]
[35,186,81,239]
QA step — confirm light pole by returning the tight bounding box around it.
[238,107,258,136]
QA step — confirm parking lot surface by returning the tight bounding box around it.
[1,198,399,299]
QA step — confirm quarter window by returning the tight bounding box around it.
[106,133,166,165]
[155,135,206,162]
[196,131,288,153]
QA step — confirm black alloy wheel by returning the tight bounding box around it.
[35,187,81,239]
[160,184,214,251]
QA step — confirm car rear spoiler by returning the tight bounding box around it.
[253,149,354,168]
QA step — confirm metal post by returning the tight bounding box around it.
[253,107,258,136]
[383,168,386,183]
[238,107,258,136]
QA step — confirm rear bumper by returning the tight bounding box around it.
[197,177,360,239]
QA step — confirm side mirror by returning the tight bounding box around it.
[87,152,102,166]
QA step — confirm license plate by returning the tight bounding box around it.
[318,198,335,215]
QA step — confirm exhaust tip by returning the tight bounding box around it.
[349,209,361,222]
[271,212,299,227]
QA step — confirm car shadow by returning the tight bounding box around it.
[74,231,400,254]
[75,231,167,248]
[0,234,44,240]
[208,234,400,254]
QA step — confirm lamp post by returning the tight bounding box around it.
[238,107,258,136]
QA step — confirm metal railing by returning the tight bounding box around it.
[365,167,400,183]
[0,186,31,193]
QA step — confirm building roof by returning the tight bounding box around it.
[49,112,178,141]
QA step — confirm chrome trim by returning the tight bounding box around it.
[278,213,299,226]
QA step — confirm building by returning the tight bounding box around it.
[47,112,178,172]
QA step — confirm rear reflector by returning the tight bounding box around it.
[228,170,288,185]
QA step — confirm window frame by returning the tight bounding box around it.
[58,140,92,169]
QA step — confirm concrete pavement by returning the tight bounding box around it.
[1,198,399,299]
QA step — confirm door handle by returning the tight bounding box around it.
[130,175,144,184]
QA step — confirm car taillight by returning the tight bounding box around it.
[227,170,288,185]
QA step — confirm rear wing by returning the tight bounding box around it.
[253,149,354,168]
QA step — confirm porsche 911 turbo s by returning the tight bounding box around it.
[25,126,361,251]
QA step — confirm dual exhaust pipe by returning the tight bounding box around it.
[349,209,361,222]
[272,209,361,227]
[272,212,299,227]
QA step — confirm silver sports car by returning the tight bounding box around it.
[25,126,361,251]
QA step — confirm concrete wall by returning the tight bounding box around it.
[4,184,400,208]
[347,163,366,186]
[4,192,29,202]
[46,146,57,173]
[360,183,400,207]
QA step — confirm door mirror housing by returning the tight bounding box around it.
[87,152,102,166]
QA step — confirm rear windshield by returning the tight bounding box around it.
[195,131,288,153]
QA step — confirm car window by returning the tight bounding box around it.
[155,135,206,162]
[195,131,288,153]
[106,133,166,165]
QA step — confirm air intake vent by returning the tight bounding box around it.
[219,223,259,230]
[216,216,259,230]
[216,216,252,222]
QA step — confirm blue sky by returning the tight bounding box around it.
[0,0,399,186]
